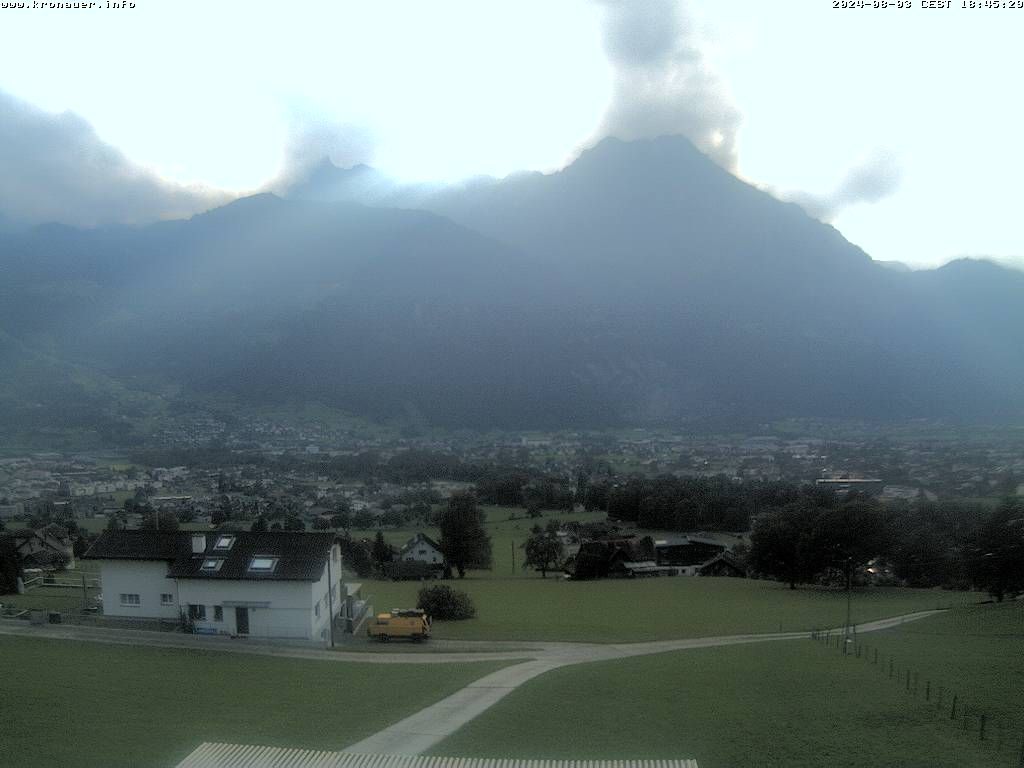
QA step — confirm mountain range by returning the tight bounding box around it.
[2,135,1022,442]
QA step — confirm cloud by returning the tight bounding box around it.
[788,148,902,221]
[591,0,741,170]
[275,117,376,185]
[0,90,230,228]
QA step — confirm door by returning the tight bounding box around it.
[235,607,249,636]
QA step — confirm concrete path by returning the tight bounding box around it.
[0,609,940,667]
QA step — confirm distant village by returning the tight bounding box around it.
[3,425,1024,530]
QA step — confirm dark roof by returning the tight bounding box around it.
[83,531,187,561]
[84,531,336,582]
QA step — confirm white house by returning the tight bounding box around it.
[399,532,444,566]
[83,530,343,644]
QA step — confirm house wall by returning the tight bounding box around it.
[97,560,179,619]
[177,578,314,640]
[309,543,344,643]
[402,537,443,565]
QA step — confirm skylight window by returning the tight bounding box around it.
[249,556,278,573]
[200,558,224,572]
[214,535,235,550]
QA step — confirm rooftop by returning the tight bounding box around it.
[83,530,336,582]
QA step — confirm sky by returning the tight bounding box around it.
[0,0,1021,268]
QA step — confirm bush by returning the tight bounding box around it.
[417,584,476,620]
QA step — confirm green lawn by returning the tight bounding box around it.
[854,601,1024,729]
[432,612,1020,767]
[2,562,101,613]
[0,636,510,768]
[362,577,981,643]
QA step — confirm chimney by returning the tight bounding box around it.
[192,534,206,555]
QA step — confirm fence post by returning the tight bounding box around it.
[889,658,894,679]
[913,671,918,695]
[925,681,930,701]
[979,714,986,742]
[950,694,958,720]
[937,686,944,710]
[906,669,911,692]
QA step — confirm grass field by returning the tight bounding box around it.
[432,604,1024,767]
[0,636,510,768]
[362,577,981,643]
[1,561,101,613]
[858,601,1024,728]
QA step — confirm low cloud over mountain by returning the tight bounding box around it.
[0,90,229,227]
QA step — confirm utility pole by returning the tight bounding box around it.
[844,557,853,646]
[511,540,515,574]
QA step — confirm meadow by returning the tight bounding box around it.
[363,576,980,643]
[0,635,509,768]
[432,603,1024,768]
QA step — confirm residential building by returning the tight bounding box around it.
[83,530,343,644]
[398,532,444,566]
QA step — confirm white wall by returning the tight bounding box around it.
[97,560,178,619]
[402,538,443,564]
[308,542,344,642]
[178,578,312,640]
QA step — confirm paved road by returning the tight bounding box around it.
[2,609,943,758]
[0,610,940,666]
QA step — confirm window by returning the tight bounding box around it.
[213,535,235,551]
[119,593,140,607]
[200,558,224,572]
[214,606,223,622]
[248,556,278,573]
[160,593,174,606]
[188,604,206,621]
[315,602,320,618]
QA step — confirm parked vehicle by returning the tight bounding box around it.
[367,608,431,642]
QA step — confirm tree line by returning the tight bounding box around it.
[749,493,1024,601]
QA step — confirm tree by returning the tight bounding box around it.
[140,511,159,530]
[352,510,375,529]
[338,536,373,578]
[966,500,1024,602]
[0,536,22,594]
[157,511,179,532]
[105,514,123,531]
[331,511,351,532]
[250,515,268,532]
[749,501,829,589]
[312,517,333,531]
[437,492,492,578]
[522,524,564,578]
[282,514,305,532]
[372,531,394,572]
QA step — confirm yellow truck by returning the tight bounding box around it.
[367,608,432,642]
